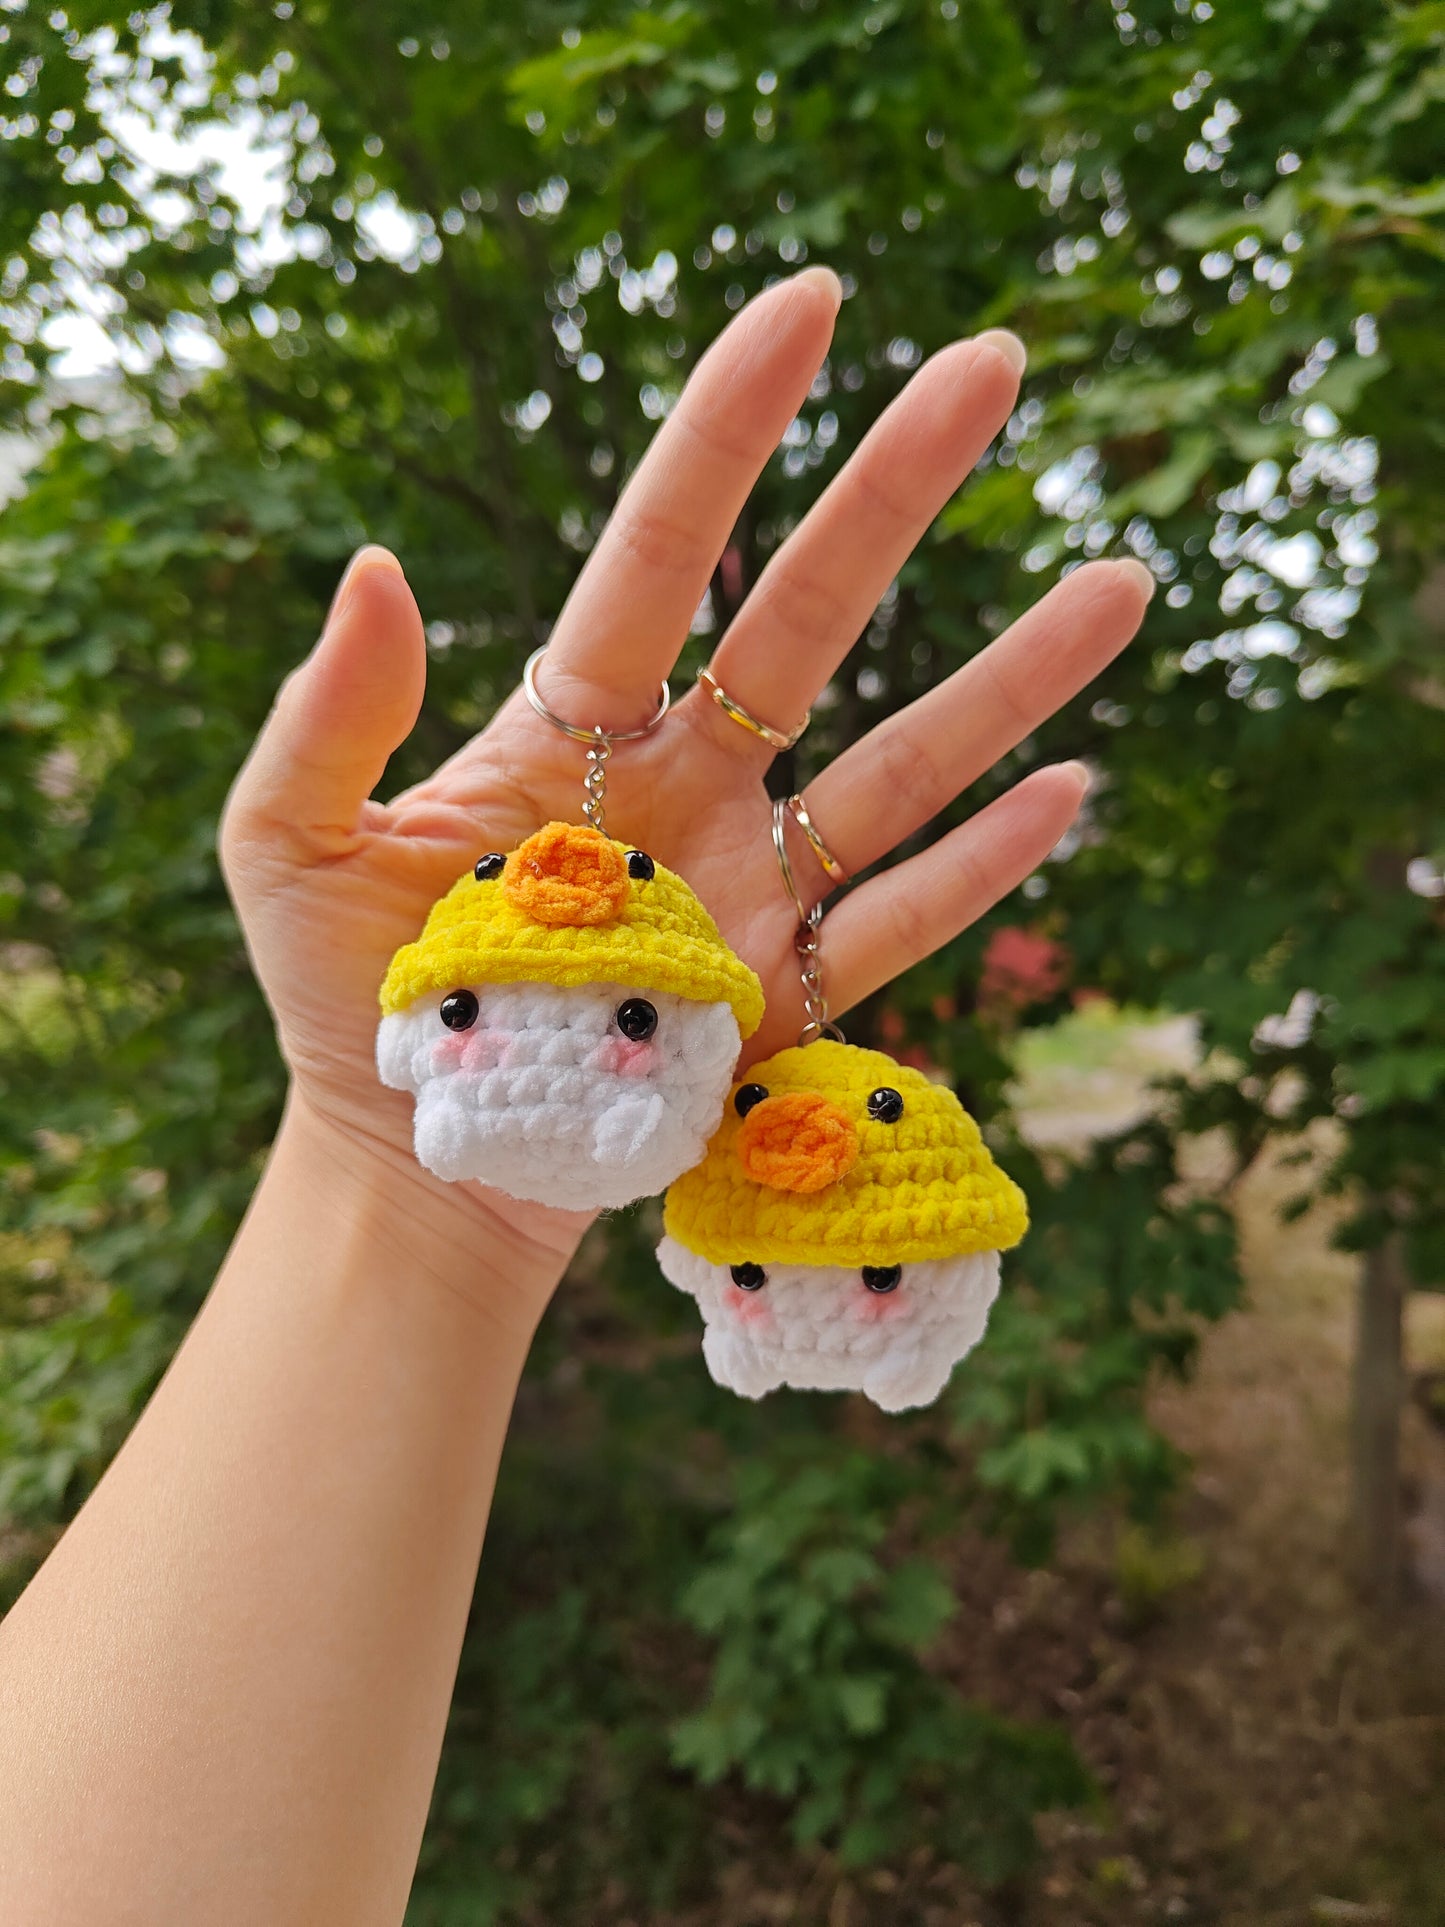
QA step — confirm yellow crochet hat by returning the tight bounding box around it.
[379,821,764,1037]
[663,1039,1027,1266]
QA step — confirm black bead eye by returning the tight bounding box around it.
[440,989,480,1032]
[615,997,658,1042]
[626,849,655,880]
[730,1262,766,1291]
[862,1265,902,1294]
[867,1087,905,1124]
[474,852,506,881]
[734,1083,768,1118]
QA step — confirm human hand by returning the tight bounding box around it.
[220,266,1152,1272]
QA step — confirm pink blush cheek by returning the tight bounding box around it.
[850,1288,910,1326]
[430,1032,470,1072]
[430,1028,508,1074]
[726,1285,774,1329]
[593,1036,661,1078]
[461,1028,510,1072]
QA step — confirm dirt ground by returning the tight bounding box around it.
[942,1137,1445,1927]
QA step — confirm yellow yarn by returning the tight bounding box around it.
[379,822,764,1037]
[663,1040,1027,1265]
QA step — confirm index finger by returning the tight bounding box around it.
[536,266,842,732]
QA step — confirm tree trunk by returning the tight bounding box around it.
[1349,1225,1407,1603]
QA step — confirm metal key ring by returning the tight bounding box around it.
[523,645,671,745]
[772,797,846,1045]
[771,793,816,931]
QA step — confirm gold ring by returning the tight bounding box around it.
[697,667,808,752]
[787,794,849,886]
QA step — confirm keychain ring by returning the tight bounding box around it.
[773,798,846,1044]
[797,1017,846,1045]
[524,645,671,746]
[771,794,816,930]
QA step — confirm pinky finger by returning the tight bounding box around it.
[822,762,1089,1016]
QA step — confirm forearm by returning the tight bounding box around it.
[0,1093,574,1927]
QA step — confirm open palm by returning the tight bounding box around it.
[221,267,1151,1259]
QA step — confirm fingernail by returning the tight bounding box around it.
[1112,556,1157,599]
[973,327,1028,375]
[1059,758,1092,795]
[326,544,400,629]
[790,264,844,312]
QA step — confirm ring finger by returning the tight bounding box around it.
[822,762,1090,1019]
[783,557,1154,908]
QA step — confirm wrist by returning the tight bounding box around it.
[266,1086,589,1335]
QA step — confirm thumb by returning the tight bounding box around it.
[226,546,426,849]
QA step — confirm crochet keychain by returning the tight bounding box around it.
[657,796,1028,1412]
[376,649,763,1209]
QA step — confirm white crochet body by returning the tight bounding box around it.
[377,980,741,1209]
[656,1236,1001,1413]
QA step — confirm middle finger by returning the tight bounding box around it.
[689,329,1027,753]
[536,266,842,732]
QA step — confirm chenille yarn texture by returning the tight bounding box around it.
[380,820,764,1035]
[376,822,763,1207]
[378,979,741,1208]
[662,1039,1027,1268]
[657,1039,1028,1412]
[656,1240,1002,1414]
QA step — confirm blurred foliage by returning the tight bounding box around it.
[670,1455,1091,1878]
[2,0,1443,1914]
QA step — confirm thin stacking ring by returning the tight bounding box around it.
[697,666,809,752]
[787,793,850,886]
[523,645,671,745]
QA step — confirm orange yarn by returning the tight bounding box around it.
[737,1092,859,1194]
[502,822,629,927]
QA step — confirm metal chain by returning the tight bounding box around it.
[582,729,611,832]
[772,796,845,1046]
[794,902,845,1046]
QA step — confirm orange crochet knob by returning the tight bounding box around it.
[502,822,630,927]
[737,1091,859,1194]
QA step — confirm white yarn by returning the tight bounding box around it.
[377,980,741,1209]
[656,1235,1001,1413]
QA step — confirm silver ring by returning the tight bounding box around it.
[771,796,819,931]
[787,794,849,886]
[524,645,671,745]
[698,667,808,752]
[797,1018,846,1045]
